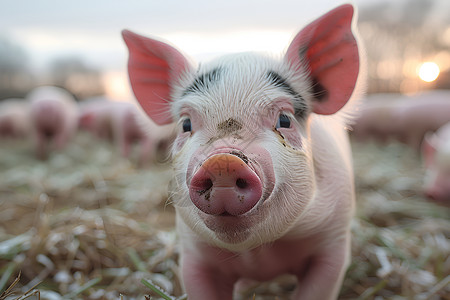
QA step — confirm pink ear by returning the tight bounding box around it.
[122,30,191,125]
[422,133,437,167]
[285,4,359,115]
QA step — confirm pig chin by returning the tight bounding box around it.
[198,194,269,245]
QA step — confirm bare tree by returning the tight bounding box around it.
[358,0,449,93]
[48,57,105,100]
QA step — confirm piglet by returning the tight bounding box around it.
[422,122,450,207]
[110,101,175,166]
[27,86,78,159]
[0,99,30,139]
[353,91,450,149]
[79,98,175,166]
[123,4,362,299]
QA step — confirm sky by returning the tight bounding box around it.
[1,0,445,99]
[0,0,384,71]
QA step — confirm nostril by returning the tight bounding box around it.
[197,178,213,193]
[204,178,213,190]
[236,178,248,189]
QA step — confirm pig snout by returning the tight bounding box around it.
[189,153,263,216]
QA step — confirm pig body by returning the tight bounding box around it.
[0,99,30,139]
[27,86,78,159]
[353,91,450,148]
[79,98,175,165]
[123,4,362,299]
[422,122,450,206]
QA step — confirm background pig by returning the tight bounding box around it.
[78,97,115,141]
[0,99,30,139]
[422,122,450,207]
[27,86,78,159]
[110,101,175,166]
[79,97,175,166]
[123,4,363,300]
[352,91,450,149]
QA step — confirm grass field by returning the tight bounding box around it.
[0,133,449,299]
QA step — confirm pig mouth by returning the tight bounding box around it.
[198,186,273,244]
[200,212,262,244]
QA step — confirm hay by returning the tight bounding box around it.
[0,134,449,299]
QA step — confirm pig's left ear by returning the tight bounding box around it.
[122,30,192,125]
[285,4,359,115]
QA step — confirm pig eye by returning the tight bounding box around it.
[182,118,192,132]
[276,114,291,129]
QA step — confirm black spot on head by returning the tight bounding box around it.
[183,68,222,96]
[266,71,307,118]
[311,78,328,102]
[267,71,298,98]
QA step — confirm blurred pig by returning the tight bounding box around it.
[352,91,450,148]
[0,99,30,139]
[123,4,363,299]
[110,101,175,166]
[27,86,78,159]
[78,97,115,140]
[79,98,175,166]
[422,122,450,207]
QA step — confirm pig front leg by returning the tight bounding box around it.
[180,251,237,300]
[293,236,350,300]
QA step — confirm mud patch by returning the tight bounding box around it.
[273,128,287,147]
[217,118,242,134]
[230,150,249,164]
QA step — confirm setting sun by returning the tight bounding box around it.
[418,62,440,82]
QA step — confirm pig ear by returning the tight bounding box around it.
[122,30,192,125]
[285,4,359,115]
[422,132,438,167]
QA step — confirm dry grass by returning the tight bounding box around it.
[0,133,449,299]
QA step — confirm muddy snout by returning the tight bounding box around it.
[189,153,263,216]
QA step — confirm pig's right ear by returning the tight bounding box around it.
[285,4,360,115]
[122,30,192,125]
[422,132,438,167]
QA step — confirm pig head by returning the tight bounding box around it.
[123,4,361,299]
